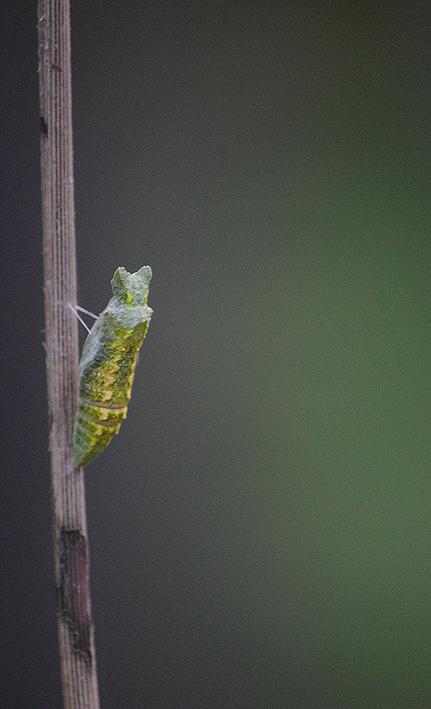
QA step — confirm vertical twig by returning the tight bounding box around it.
[37,2,100,707]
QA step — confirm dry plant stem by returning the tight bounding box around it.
[38,2,100,707]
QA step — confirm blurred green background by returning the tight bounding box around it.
[2,1,430,707]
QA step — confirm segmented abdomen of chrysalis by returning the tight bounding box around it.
[73,266,152,467]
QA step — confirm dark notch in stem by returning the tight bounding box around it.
[37,2,100,706]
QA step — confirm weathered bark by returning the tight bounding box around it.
[38,2,100,706]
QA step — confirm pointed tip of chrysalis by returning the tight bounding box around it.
[111,266,128,294]
[135,265,152,287]
[111,265,152,295]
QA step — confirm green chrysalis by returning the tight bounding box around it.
[73,266,153,467]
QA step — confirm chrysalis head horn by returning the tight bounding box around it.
[111,265,152,304]
[135,265,152,287]
[111,266,129,294]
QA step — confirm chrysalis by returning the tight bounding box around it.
[73,266,153,467]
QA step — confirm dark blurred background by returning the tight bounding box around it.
[2,1,430,707]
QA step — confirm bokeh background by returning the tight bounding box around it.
[2,1,430,707]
